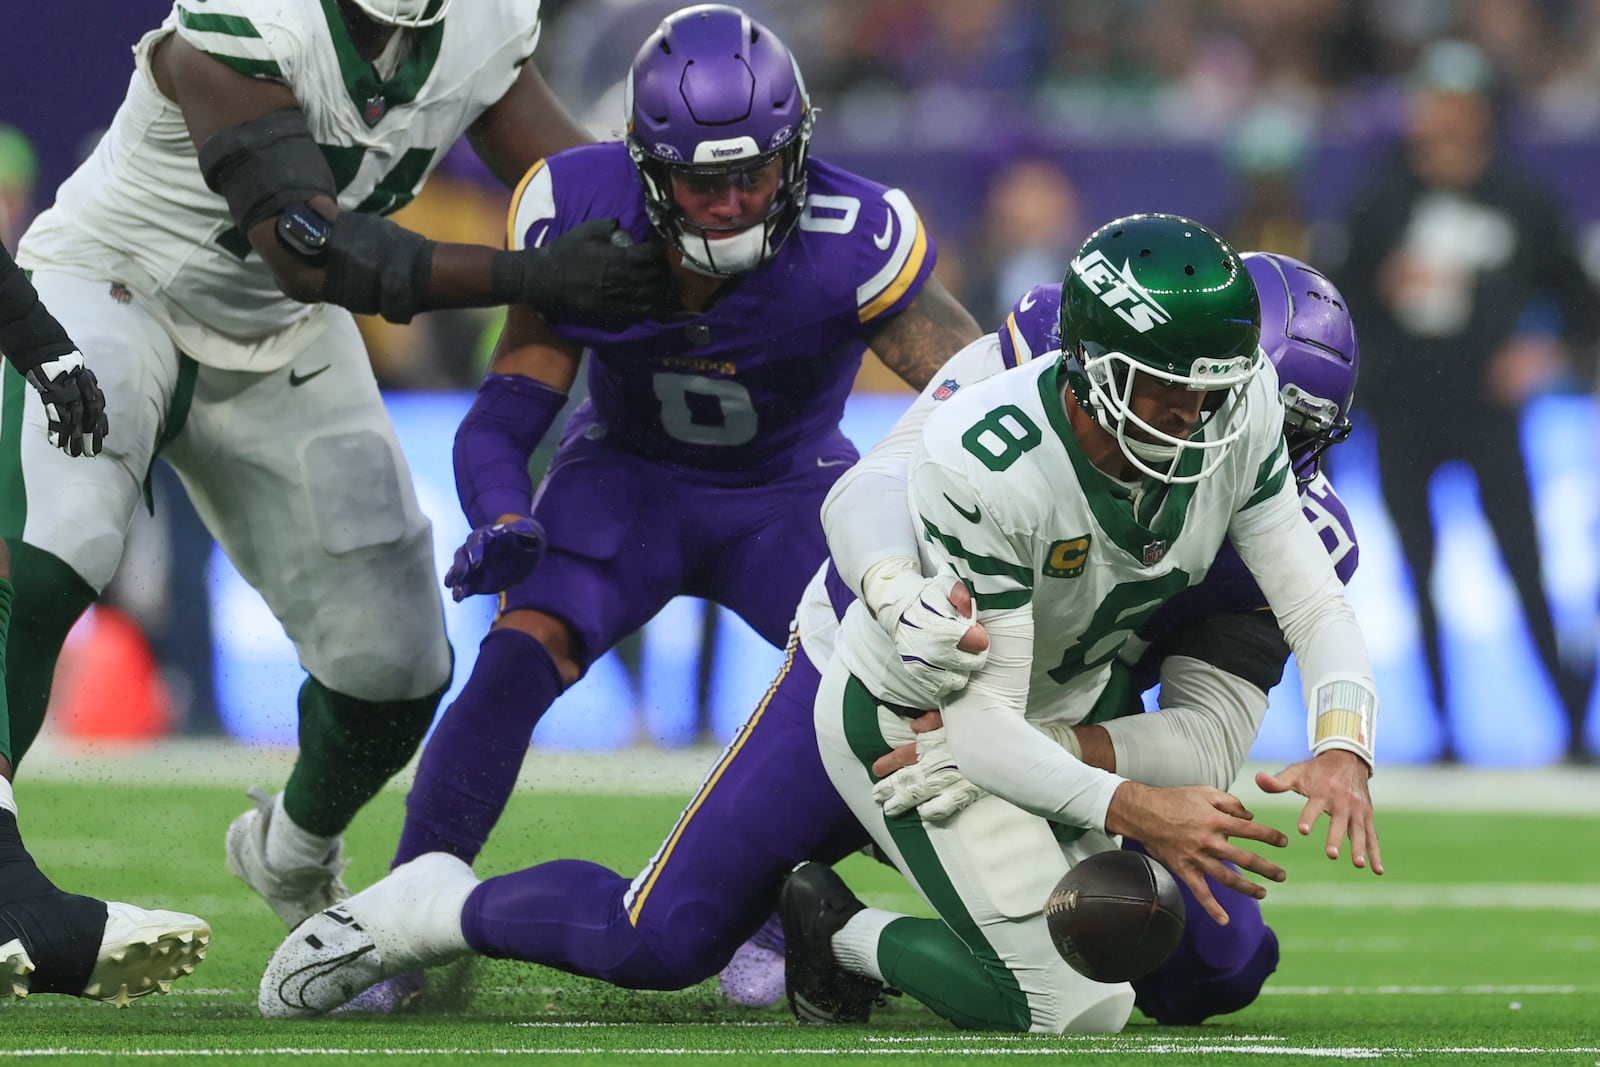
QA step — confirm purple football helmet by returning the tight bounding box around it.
[1243,252,1360,485]
[625,5,815,276]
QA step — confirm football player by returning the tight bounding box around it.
[5,0,672,932]
[256,236,1367,1025]
[813,249,1365,1026]
[789,216,1380,1032]
[2,242,209,1005]
[382,5,977,906]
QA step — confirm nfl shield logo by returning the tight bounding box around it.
[364,95,388,124]
[933,378,960,401]
[1142,541,1167,565]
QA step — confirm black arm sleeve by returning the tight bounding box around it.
[198,108,337,233]
[0,243,76,376]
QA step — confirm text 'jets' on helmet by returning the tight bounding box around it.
[1243,251,1360,486]
[625,4,815,276]
[1059,213,1263,484]
[347,0,451,28]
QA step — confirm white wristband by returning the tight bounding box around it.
[1307,673,1377,770]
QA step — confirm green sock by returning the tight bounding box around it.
[2,540,95,767]
[283,674,448,838]
[876,916,1033,1031]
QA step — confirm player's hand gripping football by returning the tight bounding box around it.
[26,350,108,457]
[1256,749,1383,875]
[518,219,673,323]
[861,558,990,706]
[1104,781,1289,926]
[443,515,547,602]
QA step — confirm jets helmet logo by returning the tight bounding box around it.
[1071,249,1172,333]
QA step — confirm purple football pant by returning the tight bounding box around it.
[394,427,853,868]
[506,425,857,654]
[1123,838,1279,1024]
[458,637,870,988]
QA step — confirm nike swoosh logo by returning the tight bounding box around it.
[873,212,894,251]
[817,457,851,468]
[1018,290,1038,312]
[288,365,332,387]
[944,494,982,523]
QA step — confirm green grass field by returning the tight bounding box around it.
[5,744,1600,1065]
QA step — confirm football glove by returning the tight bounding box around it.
[443,516,546,602]
[860,557,988,706]
[871,727,987,823]
[25,351,108,458]
[516,219,673,323]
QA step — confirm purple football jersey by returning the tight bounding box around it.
[509,142,937,480]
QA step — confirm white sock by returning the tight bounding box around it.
[0,776,15,817]
[830,907,899,982]
[264,793,341,872]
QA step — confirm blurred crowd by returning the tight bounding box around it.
[8,1,1600,389]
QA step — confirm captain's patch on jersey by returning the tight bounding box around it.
[1043,536,1091,579]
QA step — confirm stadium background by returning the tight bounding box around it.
[2,0,1598,766]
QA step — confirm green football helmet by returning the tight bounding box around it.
[1059,214,1263,484]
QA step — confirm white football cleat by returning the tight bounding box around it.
[81,903,212,1008]
[2,905,209,1006]
[226,787,349,929]
[259,852,477,1019]
[2,937,35,999]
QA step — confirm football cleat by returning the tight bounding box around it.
[779,862,886,1024]
[717,915,786,1008]
[81,903,211,1008]
[226,787,349,929]
[1,938,34,999]
[260,853,475,1019]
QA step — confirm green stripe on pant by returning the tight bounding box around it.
[840,674,1032,1031]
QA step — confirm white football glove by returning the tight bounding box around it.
[860,556,988,706]
[870,726,987,823]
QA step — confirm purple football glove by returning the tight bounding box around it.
[444,517,547,602]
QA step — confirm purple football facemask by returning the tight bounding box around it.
[625,4,815,277]
[1244,252,1360,485]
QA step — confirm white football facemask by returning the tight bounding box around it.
[347,0,452,27]
[1082,348,1259,485]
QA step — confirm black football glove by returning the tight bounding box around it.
[515,218,673,323]
[25,351,108,458]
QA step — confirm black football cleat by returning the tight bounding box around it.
[778,862,886,1024]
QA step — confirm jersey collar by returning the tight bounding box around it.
[1036,359,1201,563]
[318,0,446,127]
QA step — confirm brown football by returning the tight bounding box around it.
[1044,850,1185,983]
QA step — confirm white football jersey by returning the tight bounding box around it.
[835,354,1293,724]
[19,0,541,371]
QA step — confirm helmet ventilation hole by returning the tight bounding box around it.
[1184,264,1195,275]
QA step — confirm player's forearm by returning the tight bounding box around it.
[1235,488,1377,766]
[0,245,75,376]
[452,374,566,528]
[940,615,1125,831]
[1096,658,1268,790]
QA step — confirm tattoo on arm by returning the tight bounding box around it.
[865,276,983,392]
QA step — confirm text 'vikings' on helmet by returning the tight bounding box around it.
[1059,213,1262,484]
[346,0,451,28]
[1242,251,1359,485]
[624,4,815,276]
